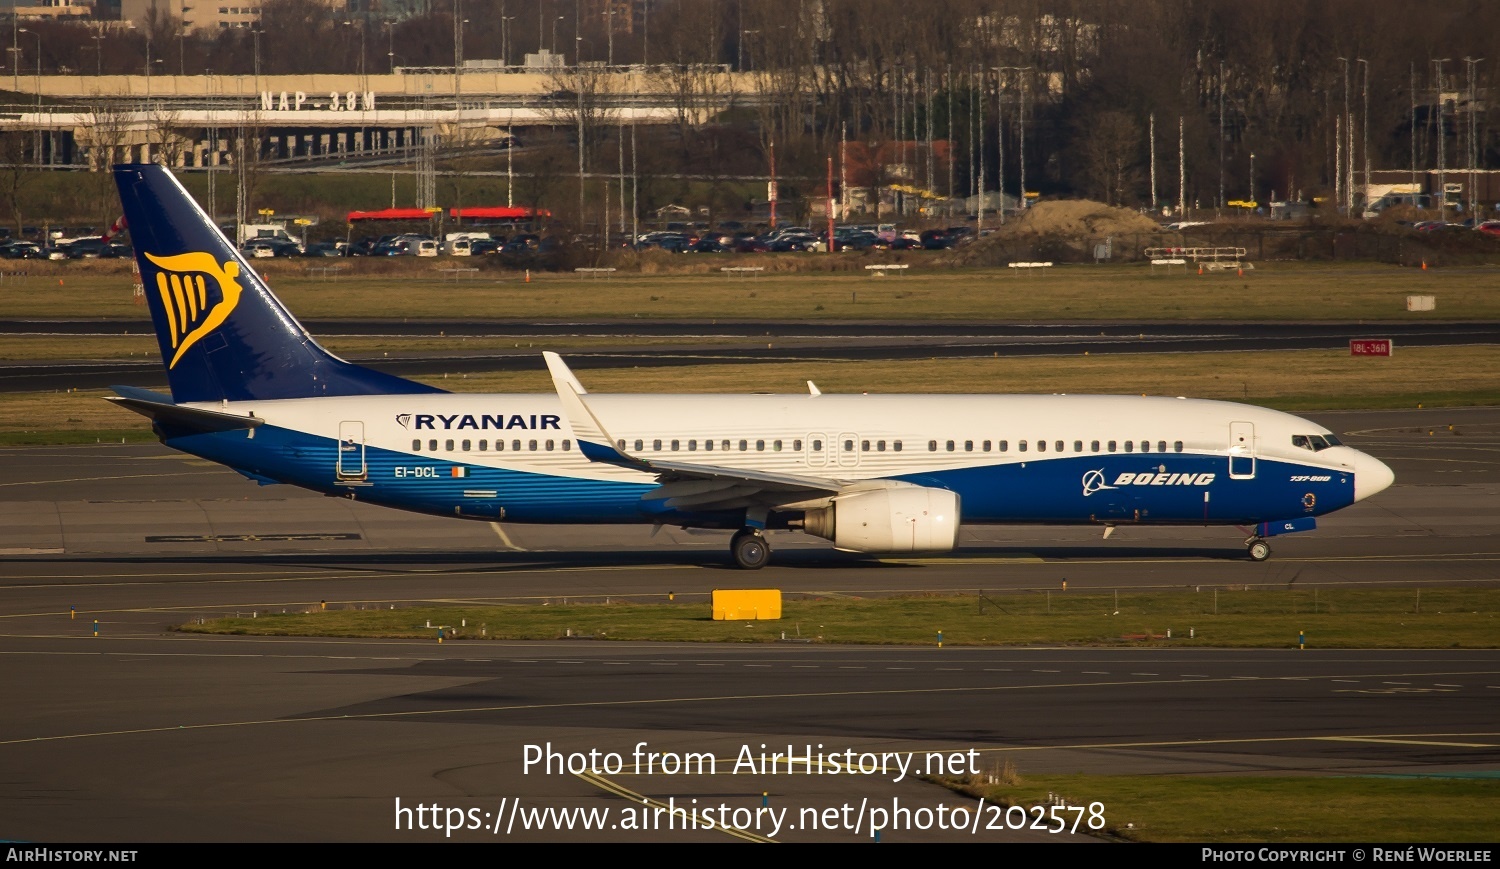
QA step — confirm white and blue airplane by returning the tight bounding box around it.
[108,163,1394,569]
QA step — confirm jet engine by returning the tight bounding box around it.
[801,486,960,553]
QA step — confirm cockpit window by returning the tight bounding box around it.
[1293,434,1340,452]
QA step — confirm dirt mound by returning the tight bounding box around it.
[1005,199,1164,237]
[944,199,1164,265]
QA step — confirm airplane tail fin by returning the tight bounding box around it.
[114,163,444,402]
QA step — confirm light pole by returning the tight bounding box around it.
[1463,57,1483,218]
[1358,58,1369,216]
[740,30,757,72]
[1249,152,1255,206]
[1434,58,1451,221]
[552,16,563,56]
[386,19,396,74]
[20,28,38,166]
[179,4,187,76]
[91,31,104,77]
[453,0,463,74]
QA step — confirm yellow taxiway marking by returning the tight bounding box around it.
[489,522,528,551]
[573,770,775,843]
[1315,736,1496,749]
[0,471,222,488]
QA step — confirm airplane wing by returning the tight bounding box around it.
[542,352,843,513]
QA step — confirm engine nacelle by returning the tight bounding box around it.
[802,486,960,553]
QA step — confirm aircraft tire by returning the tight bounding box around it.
[1246,538,1271,562]
[731,529,771,570]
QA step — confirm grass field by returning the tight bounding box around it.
[178,588,1500,648]
[4,344,1495,443]
[5,260,1500,321]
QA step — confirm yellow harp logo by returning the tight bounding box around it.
[145,252,242,369]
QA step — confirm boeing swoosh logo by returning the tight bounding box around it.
[1081,469,1118,497]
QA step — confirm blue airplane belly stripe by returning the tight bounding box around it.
[906,454,1354,525]
[162,425,654,522]
[157,425,1354,528]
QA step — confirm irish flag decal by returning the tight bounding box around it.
[450,467,467,478]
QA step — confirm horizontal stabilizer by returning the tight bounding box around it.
[106,387,263,433]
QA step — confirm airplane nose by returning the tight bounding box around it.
[1352,451,1395,501]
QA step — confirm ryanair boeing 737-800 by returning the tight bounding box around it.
[107,163,1394,569]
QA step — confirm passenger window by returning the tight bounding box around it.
[1158,441,1167,453]
[1108,440,1116,452]
[1174,441,1183,452]
[982,440,991,452]
[964,440,973,452]
[999,440,1008,452]
[775,440,783,451]
[653,439,662,451]
[877,440,886,452]
[813,439,823,451]
[671,439,680,451]
[945,440,955,452]
[740,439,748,451]
[722,440,731,451]
[843,439,853,452]
[861,440,870,452]
[445,439,454,451]
[704,439,713,451]
[1037,440,1046,452]
[512,440,521,451]
[428,439,437,451]
[1055,440,1064,452]
[562,440,571,451]
[479,440,488,451]
[688,440,697,451]
[1141,440,1150,453]
[617,439,626,450]
[1125,441,1133,453]
[1019,441,1028,452]
[462,439,471,451]
[634,439,644,451]
[546,439,555,451]
[794,439,803,450]
[894,441,902,451]
[528,439,537,451]
[412,439,421,451]
[928,440,937,451]
[1073,441,1082,452]
[1091,440,1100,452]
[758,439,767,451]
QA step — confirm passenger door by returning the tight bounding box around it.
[337,420,367,481]
[1228,421,1256,479]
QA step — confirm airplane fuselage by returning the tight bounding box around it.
[160,392,1377,532]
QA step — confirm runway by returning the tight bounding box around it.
[1,406,1498,842]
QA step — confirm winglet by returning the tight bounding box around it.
[807,380,822,396]
[543,352,642,467]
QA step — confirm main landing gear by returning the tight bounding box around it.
[1245,537,1271,562]
[731,528,771,570]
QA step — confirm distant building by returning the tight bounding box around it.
[121,0,342,33]
[11,0,94,21]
